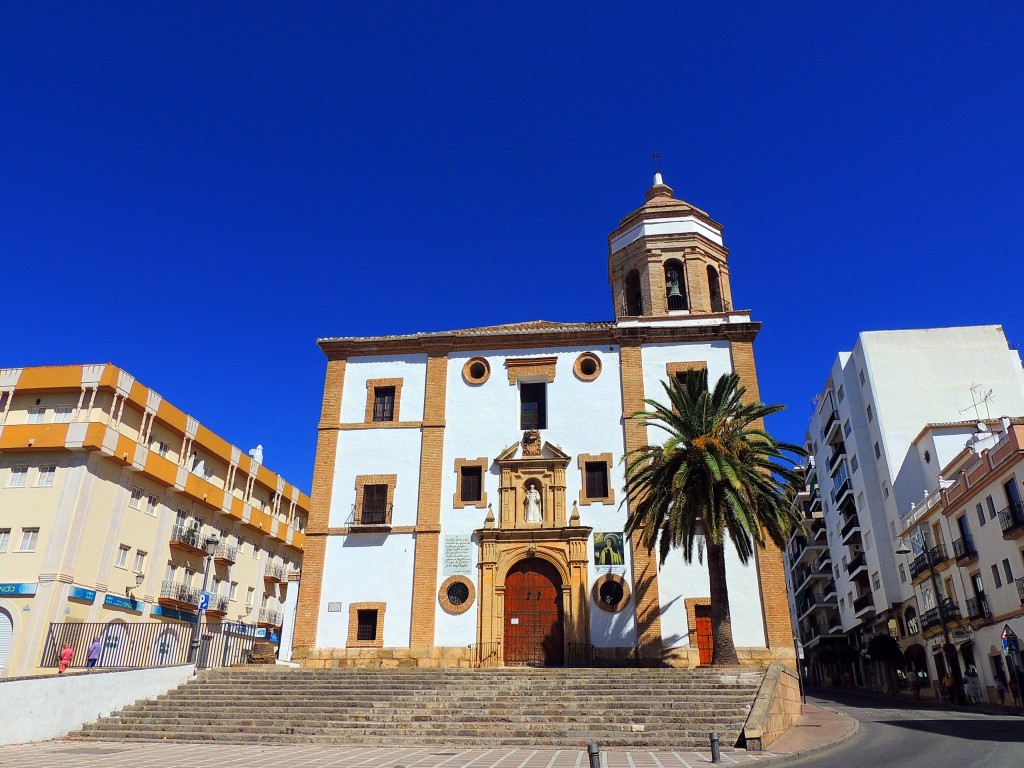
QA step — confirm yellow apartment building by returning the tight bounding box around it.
[0,364,309,676]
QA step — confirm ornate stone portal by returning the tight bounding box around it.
[475,433,592,665]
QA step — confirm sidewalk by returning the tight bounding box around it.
[0,709,860,768]
[806,684,1024,717]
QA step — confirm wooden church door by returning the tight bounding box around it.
[694,603,714,665]
[503,558,564,666]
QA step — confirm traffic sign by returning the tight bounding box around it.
[198,591,211,611]
[1002,624,1020,654]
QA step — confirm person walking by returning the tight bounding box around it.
[86,637,102,669]
[994,677,1007,705]
[58,643,74,673]
[942,672,955,703]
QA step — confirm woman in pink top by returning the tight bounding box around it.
[58,643,74,673]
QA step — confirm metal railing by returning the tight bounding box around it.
[566,642,594,667]
[40,620,260,671]
[921,598,961,632]
[852,593,874,613]
[846,552,866,574]
[820,409,838,442]
[1017,577,1024,606]
[831,478,852,505]
[468,641,502,668]
[258,608,283,626]
[952,536,977,562]
[619,299,644,317]
[170,523,203,550]
[827,444,846,472]
[966,595,992,620]
[213,543,238,563]
[160,579,199,606]
[997,501,1024,536]
[207,594,230,614]
[264,563,286,581]
[909,545,948,580]
[840,515,860,539]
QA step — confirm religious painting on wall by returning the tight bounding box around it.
[593,532,624,567]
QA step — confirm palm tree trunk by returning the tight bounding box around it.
[707,542,740,666]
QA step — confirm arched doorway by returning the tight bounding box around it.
[504,558,564,666]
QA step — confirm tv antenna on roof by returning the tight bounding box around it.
[959,383,994,423]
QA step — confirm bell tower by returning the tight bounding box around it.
[608,173,734,320]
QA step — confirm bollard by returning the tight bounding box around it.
[709,731,721,763]
[587,741,601,768]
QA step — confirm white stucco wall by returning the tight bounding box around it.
[0,664,194,744]
[316,533,417,648]
[329,428,423,528]
[338,354,429,423]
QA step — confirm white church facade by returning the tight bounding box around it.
[292,175,794,668]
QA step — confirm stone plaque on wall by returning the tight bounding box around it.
[327,602,343,613]
[443,535,473,577]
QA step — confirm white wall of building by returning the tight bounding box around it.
[316,534,417,648]
[329,429,424,528]
[338,354,429,423]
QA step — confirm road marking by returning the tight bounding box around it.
[462,749,496,766]
[515,750,539,768]
[626,752,638,768]
[433,749,474,768]
[544,750,562,768]
[672,752,694,768]
[649,751,668,768]
[575,750,585,768]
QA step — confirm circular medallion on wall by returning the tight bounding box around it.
[438,575,476,614]
[592,573,630,613]
[462,357,491,385]
[573,352,602,382]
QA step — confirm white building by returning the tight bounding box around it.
[291,175,795,668]
[790,326,1024,687]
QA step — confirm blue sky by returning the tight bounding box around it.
[3,3,1022,490]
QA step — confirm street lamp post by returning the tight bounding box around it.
[896,536,964,704]
[188,534,219,665]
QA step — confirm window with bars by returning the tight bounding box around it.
[356,609,378,641]
[361,484,388,524]
[372,387,396,422]
[460,467,482,503]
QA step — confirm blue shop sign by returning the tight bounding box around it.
[0,583,37,596]
[103,594,143,612]
[269,631,280,644]
[150,605,198,622]
[69,586,97,603]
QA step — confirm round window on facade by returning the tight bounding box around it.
[463,357,491,385]
[573,352,602,382]
[592,574,630,613]
[438,575,476,614]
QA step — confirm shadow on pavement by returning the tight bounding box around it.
[876,719,1024,743]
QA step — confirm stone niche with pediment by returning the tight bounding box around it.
[493,430,571,529]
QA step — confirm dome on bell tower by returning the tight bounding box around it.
[608,173,733,321]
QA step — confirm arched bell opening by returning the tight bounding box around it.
[664,259,687,311]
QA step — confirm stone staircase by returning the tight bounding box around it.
[69,666,765,748]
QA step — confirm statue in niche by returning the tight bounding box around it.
[522,430,542,457]
[524,482,543,523]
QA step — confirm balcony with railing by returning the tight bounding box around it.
[159,580,199,609]
[169,524,208,556]
[264,563,287,583]
[952,536,977,564]
[909,544,949,581]
[1017,577,1024,606]
[204,594,230,617]
[846,552,867,577]
[921,598,961,633]
[852,593,874,616]
[840,513,861,543]
[809,484,822,512]
[966,594,992,621]
[831,478,853,506]
[820,407,839,443]
[212,543,237,565]
[818,555,833,574]
[997,501,1024,539]
[827,443,847,473]
[258,608,283,627]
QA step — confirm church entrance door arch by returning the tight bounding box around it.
[503,558,564,666]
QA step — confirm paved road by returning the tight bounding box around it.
[783,692,1023,768]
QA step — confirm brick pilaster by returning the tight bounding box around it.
[620,342,664,659]
[409,352,448,648]
[293,358,346,656]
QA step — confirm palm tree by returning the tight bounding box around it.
[624,370,803,665]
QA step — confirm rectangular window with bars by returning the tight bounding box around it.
[585,462,609,500]
[372,387,396,422]
[361,484,388,524]
[356,609,378,641]
[460,467,482,503]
